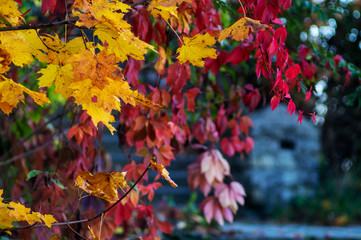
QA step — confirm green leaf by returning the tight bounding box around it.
[26,170,42,181]
[50,179,65,189]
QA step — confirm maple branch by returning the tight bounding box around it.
[3,162,152,231]
[0,20,77,32]
[0,142,51,167]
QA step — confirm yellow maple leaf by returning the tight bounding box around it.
[0,47,12,74]
[38,64,74,99]
[176,33,217,67]
[95,24,156,62]
[0,31,37,67]
[40,35,86,65]
[74,0,131,30]
[0,0,24,26]
[218,17,268,42]
[148,0,191,21]
[75,171,128,203]
[0,189,57,229]
[151,155,178,188]
[40,214,57,228]
[0,75,50,114]
[148,0,178,21]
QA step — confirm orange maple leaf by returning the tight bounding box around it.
[150,154,178,188]
[218,17,268,42]
[69,49,161,133]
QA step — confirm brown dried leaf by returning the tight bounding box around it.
[75,171,128,203]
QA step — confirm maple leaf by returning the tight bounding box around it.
[0,189,57,229]
[69,49,160,133]
[39,35,85,65]
[38,64,74,98]
[0,0,24,26]
[177,33,217,67]
[74,0,131,29]
[0,30,41,68]
[0,75,50,114]
[148,0,178,21]
[150,154,178,188]
[75,171,128,203]
[0,47,11,73]
[218,17,268,42]
[95,24,156,62]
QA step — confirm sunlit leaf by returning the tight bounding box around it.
[177,33,217,67]
[75,171,128,203]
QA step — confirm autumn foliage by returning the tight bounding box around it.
[0,0,356,239]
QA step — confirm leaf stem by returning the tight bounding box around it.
[165,20,183,44]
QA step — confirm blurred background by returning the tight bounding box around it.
[104,0,361,238]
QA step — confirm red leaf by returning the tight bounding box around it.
[268,37,278,57]
[226,46,250,65]
[296,110,303,124]
[68,125,79,140]
[285,64,301,81]
[270,95,280,110]
[158,221,172,234]
[243,86,260,112]
[204,50,227,75]
[244,136,254,154]
[305,87,312,102]
[41,0,64,14]
[221,138,235,157]
[215,105,228,136]
[41,0,57,14]
[15,0,22,5]
[124,58,143,86]
[287,98,296,116]
[184,88,201,111]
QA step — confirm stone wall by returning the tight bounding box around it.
[242,104,320,212]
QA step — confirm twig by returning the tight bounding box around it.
[2,162,152,231]
[66,223,86,239]
[35,29,58,52]
[0,142,51,167]
[0,20,77,32]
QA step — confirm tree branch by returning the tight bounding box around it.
[0,106,75,163]
[0,142,51,167]
[0,20,77,32]
[2,162,152,231]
